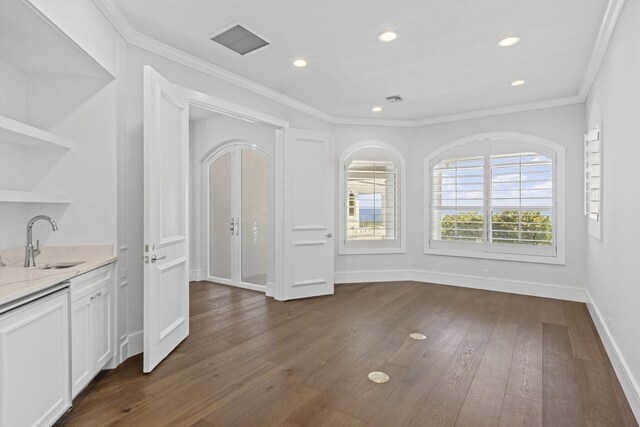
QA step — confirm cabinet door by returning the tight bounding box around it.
[0,290,70,427]
[71,293,93,398]
[91,284,113,371]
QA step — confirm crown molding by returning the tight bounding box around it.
[94,0,622,128]
[92,0,334,123]
[330,94,585,128]
[411,95,585,127]
[579,0,627,98]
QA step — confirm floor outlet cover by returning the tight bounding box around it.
[410,333,427,340]
[368,371,390,384]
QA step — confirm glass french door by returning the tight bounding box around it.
[207,146,268,292]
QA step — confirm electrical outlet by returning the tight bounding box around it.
[608,317,613,328]
[482,268,489,277]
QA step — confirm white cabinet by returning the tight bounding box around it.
[70,265,115,398]
[0,289,71,427]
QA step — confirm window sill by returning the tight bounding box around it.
[423,247,566,265]
[339,247,407,255]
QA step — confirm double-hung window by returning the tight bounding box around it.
[426,135,564,264]
[339,142,406,254]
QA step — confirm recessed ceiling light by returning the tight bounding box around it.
[511,79,526,86]
[292,58,308,67]
[378,30,398,42]
[498,36,520,47]
[372,106,383,112]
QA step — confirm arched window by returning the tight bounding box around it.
[339,141,406,254]
[425,133,565,264]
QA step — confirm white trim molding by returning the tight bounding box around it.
[93,0,624,128]
[579,0,628,97]
[335,269,585,302]
[119,330,143,361]
[189,269,205,281]
[585,290,640,420]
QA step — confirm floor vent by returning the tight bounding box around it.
[211,25,269,55]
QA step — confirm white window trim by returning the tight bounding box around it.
[424,132,566,265]
[339,140,407,255]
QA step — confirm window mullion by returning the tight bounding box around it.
[483,142,490,253]
[373,164,377,239]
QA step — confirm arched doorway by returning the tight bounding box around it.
[204,143,269,292]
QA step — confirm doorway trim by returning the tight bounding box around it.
[202,142,270,292]
[178,86,289,129]
[177,86,288,298]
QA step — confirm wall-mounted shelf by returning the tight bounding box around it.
[0,115,73,150]
[0,190,71,204]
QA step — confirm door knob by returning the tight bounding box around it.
[326,233,333,238]
[151,255,167,263]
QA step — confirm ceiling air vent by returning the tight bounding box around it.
[385,95,403,103]
[211,25,269,55]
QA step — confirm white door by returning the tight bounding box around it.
[281,129,335,300]
[207,146,269,292]
[143,65,190,373]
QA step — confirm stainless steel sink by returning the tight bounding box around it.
[39,262,83,270]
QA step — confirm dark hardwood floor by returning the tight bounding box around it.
[57,281,637,427]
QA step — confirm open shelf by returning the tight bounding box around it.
[0,115,73,150]
[0,190,71,204]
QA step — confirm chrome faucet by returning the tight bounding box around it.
[24,215,58,267]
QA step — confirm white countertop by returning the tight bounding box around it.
[0,245,117,307]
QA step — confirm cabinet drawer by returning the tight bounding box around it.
[70,264,112,302]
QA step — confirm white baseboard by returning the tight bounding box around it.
[334,269,413,284]
[120,330,143,362]
[190,269,205,281]
[335,269,585,302]
[118,336,128,364]
[585,291,640,421]
[266,282,275,297]
[412,270,585,302]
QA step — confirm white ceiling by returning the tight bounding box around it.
[113,0,609,121]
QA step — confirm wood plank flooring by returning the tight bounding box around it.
[56,281,637,427]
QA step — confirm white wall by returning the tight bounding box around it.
[0,58,27,122]
[584,0,640,417]
[334,104,586,300]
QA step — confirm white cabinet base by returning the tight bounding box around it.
[0,289,71,427]
[71,264,115,398]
